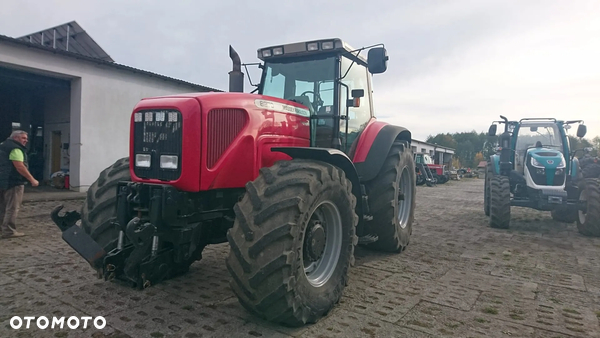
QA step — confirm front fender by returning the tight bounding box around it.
[490,155,500,175]
[352,122,412,182]
[571,157,579,178]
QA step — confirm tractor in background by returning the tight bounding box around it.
[414,152,449,185]
[484,116,600,236]
[51,38,417,327]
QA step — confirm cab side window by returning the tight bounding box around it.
[339,57,372,153]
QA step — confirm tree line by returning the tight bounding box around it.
[426,130,600,169]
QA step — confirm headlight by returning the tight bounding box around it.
[557,158,566,168]
[261,49,272,58]
[272,47,283,55]
[135,154,151,168]
[160,155,178,169]
[321,41,334,50]
[307,42,319,51]
[531,157,544,168]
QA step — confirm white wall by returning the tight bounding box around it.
[0,41,214,191]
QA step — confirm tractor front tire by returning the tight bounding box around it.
[81,157,130,251]
[365,141,416,253]
[226,159,358,327]
[576,178,600,237]
[489,175,511,229]
[484,162,492,216]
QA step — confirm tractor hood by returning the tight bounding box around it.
[525,147,566,187]
[527,148,565,169]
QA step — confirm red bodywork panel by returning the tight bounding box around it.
[426,164,445,175]
[352,119,387,163]
[129,92,310,192]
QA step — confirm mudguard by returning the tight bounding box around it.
[271,147,363,221]
[352,123,412,182]
[490,155,500,175]
[571,157,579,179]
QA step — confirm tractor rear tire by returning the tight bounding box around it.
[489,175,510,229]
[484,162,492,217]
[365,141,416,253]
[226,159,358,327]
[576,178,600,237]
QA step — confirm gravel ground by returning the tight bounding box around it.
[1,178,599,337]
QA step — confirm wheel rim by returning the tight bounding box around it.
[579,188,588,224]
[398,167,413,229]
[303,201,342,288]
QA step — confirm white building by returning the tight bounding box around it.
[410,139,455,166]
[0,21,218,191]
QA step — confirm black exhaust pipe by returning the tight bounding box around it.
[229,45,244,93]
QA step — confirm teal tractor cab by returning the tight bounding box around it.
[484,116,600,236]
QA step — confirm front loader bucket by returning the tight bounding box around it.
[50,205,106,269]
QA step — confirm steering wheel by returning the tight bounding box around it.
[299,90,324,109]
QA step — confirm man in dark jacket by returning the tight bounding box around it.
[0,130,39,239]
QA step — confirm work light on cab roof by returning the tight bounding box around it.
[257,38,389,74]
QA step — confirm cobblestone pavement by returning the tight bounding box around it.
[1,178,599,337]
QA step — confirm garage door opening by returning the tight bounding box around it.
[0,65,72,189]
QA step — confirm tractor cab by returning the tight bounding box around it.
[255,38,388,154]
[512,121,567,175]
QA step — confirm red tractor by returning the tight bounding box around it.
[51,38,417,326]
[414,153,449,184]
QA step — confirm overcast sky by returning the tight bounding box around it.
[2,0,599,142]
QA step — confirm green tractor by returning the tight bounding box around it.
[484,116,600,236]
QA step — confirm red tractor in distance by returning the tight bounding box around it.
[415,152,449,185]
[51,38,417,327]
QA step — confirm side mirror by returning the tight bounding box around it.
[488,124,497,136]
[351,89,364,98]
[577,124,587,138]
[367,47,388,74]
[347,89,365,108]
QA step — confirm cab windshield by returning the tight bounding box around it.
[515,123,563,153]
[259,56,336,115]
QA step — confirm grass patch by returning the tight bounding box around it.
[150,333,164,338]
[482,257,492,260]
[182,305,194,311]
[549,298,561,304]
[563,308,580,315]
[595,311,600,318]
[488,252,496,255]
[475,317,488,323]
[483,307,498,315]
